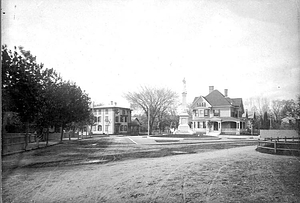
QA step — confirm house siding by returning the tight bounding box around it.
[191,89,246,136]
[92,106,131,135]
[220,109,230,117]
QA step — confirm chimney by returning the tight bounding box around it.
[224,89,228,97]
[209,86,214,93]
[114,102,117,106]
[111,101,113,105]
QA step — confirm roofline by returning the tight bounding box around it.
[192,96,212,108]
[92,106,132,110]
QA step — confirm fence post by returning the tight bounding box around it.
[274,140,277,154]
[284,137,286,143]
[24,133,27,151]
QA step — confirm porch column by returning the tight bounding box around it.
[236,121,240,135]
[218,121,222,134]
[205,121,209,135]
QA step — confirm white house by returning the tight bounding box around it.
[91,102,131,135]
[191,86,247,136]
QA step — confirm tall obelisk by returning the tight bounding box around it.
[175,78,194,134]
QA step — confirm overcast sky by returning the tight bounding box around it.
[2,0,300,109]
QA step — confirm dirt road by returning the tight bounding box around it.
[3,143,300,203]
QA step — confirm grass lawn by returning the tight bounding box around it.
[2,136,300,203]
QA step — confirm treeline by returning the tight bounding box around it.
[245,97,300,130]
[2,45,92,141]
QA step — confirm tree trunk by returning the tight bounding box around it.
[46,127,49,146]
[60,123,64,142]
[89,125,93,137]
[25,122,29,150]
[77,127,80,140]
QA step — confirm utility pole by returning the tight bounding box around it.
[148,106,150,136]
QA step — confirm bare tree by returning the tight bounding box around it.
[124,86,178,135]
[270,100,285,128]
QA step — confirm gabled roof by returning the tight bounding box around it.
[229,98,242,107]
[191,96,211,108]
[129,117,142,126]
[204,90,231,106]
[192,97,199,104]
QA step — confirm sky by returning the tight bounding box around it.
[2,0,300,109]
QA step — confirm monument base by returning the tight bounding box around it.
[174,124,194,135]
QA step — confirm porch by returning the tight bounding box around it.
[203,117,246,136]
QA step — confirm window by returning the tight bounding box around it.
[197,102,206,107]
[203,122,206,128]
[204,109,209,116]
[125,116,127,122]
[124,125,127,131]
[115,116,119,122]
[120,125,123,131]
[94,116,97,123]
[197,122,200,128]
[195,111,199,117]
[105,116,108,122]
[122,110,125,115]
[194,122,196,128]
[199,110,204,117]
[105,125,109,132]
[213,110,220,116]
[105,109,108,114]
[97,116,101,122]
[98,125,102,131]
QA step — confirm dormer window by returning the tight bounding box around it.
[197,102,206,107]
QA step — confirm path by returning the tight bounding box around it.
[3,145,300,203]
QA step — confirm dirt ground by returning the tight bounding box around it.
[2,136,300,203]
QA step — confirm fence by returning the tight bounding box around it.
[260,129,298,139]
[2,133,28,154]
[2,133,63,155]
[2,132,93,155]
[257,136,300,154]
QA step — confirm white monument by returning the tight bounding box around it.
[174,78,194,134]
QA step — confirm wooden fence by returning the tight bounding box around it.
[257,137,300,154]
[2,133,63,155]
[2,133,30,154]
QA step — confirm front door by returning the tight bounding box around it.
[213,122,218,131]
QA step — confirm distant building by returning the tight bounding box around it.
[191,86,247,135]
[128,117,142,135]
[91,101,132,135]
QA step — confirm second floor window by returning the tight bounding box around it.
[105,109,108,114]
[213,110,220,116]
[98,116,101,122]
[115,116,119,122]
[204,109,209,116]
